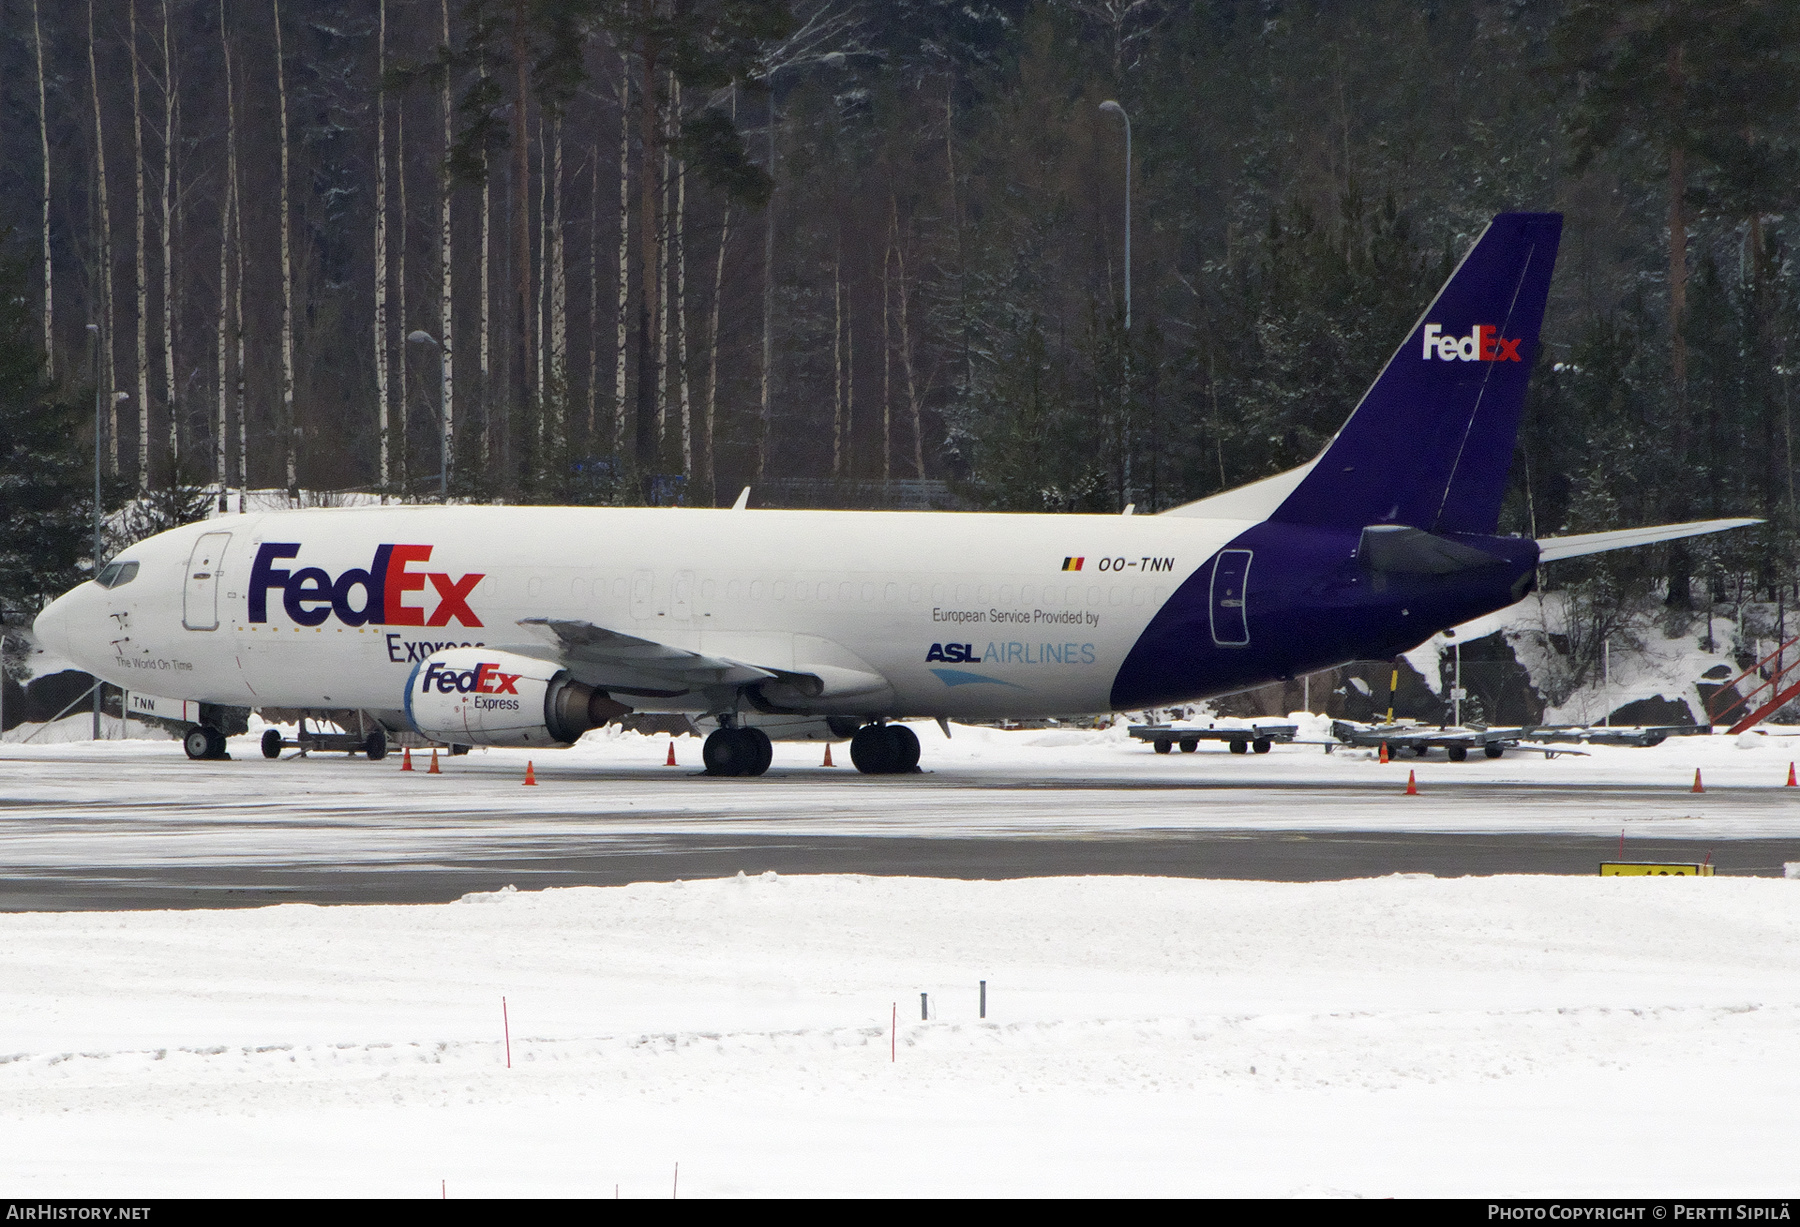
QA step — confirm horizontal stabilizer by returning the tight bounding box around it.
[1536,518,1761,563]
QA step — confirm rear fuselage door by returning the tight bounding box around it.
[183,531,232,631]
[1209,549,1252,647]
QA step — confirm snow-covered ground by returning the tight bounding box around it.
[1,872,1797,1197]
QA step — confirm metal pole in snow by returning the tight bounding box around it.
[980,980,986,1019]
[502,996,511,1068]
[890,1002,895,1062]
[920,992,928,1021]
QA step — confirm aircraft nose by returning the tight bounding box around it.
[32,590,78,663]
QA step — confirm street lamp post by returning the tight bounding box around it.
[1099,100,1132,508]
[87,324,101,741]
[408,330,448,497]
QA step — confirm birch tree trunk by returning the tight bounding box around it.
[587,142,598,443]
[160,0,177,477]
[227,5,245,499]
[635,51,660,480]
[511,0,533,493]
[894,219,925,480]
[615,70,629,463]
[374,0,390,493]
[480,137,491,468]
[32,0,52,380]
[705,195,729,506]
[655,95,670,452]
[549,116,565,458]
[535,118,548,455]
[832,246,842,478]
[438,0,455,492]
[396,107,408,491]
[674,79,690,481]
[88,0,117,473]
[216,0,233,498]
[273,0,296,497]
[131,0,149,489]
[702,88,733,507]
[216,168,231,497]
[881,207,894,485]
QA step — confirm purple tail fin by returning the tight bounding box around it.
[1271,212,1563,535]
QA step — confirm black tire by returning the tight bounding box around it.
[183,726,211,760]
[850,724,898,774]
[1179,739,1198,753]
[1154,740,1171,754]
[449,744,470,756]
[1447,744,1468,762]
[204,726,228,759]
[742,727,773,776]
[363,730,388,761]
[889,724,921,771]
[1414,745,1429,757]
[1483,742,1505,759]
[1253,737,1272,754]
[261,728,283,759]
[1229,740,1248,755]
[703,728,749,776]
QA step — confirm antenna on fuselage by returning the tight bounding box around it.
[731,487,751,511]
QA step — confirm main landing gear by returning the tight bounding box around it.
[182,724,229,760]
[850,723,920,775]
[703,726,774,776]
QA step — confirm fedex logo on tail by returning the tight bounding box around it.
[1422,324,1522,363]
[249,542,484,628]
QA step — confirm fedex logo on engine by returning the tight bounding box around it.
[418,659,520,696]
[1422,323,1522,363]
[249,542,484,628]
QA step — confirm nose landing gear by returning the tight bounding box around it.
[849,723,921,774]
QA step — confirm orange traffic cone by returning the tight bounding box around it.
[1692,768,1705,794]
[1405,769,1418,796]
[401,746,413,771]
[523,761,537,786]
[1379,741,1389,764]
[665,740,678,767]
[823,743,835,767]
[428,748,440,774]
[1786,762,1796,787]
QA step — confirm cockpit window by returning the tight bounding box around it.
[94,561,139,589]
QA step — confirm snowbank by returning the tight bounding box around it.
[1,873,1797,1196]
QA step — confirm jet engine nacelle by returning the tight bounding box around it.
[404,647,628,747]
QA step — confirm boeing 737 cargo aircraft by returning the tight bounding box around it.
[32,212,1754,775]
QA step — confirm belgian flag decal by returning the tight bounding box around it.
[1061,557,1084,571]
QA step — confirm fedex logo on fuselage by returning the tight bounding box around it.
[1422,323,1522,363]
[249,542,484,628]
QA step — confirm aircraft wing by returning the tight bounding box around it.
[1536,518,1761,563]
[515,617,780,697]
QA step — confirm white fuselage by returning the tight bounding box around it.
[38,506,1247,720]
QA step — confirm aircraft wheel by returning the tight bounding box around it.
[1154,740,1171,754]
[261,728,283,759]
[1179,739,1198,753]
[1229,740,1248,755]
[183,726,212,760]
[449,744,470,756]
[850,724,898,774]
[1253,738,1272,754]
[1447,744,1468,762]
[363,730,388,761]
[742,728,773,776]
[890,724,921,771]
[703,728,751,776]
[1483,742,1505,759]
